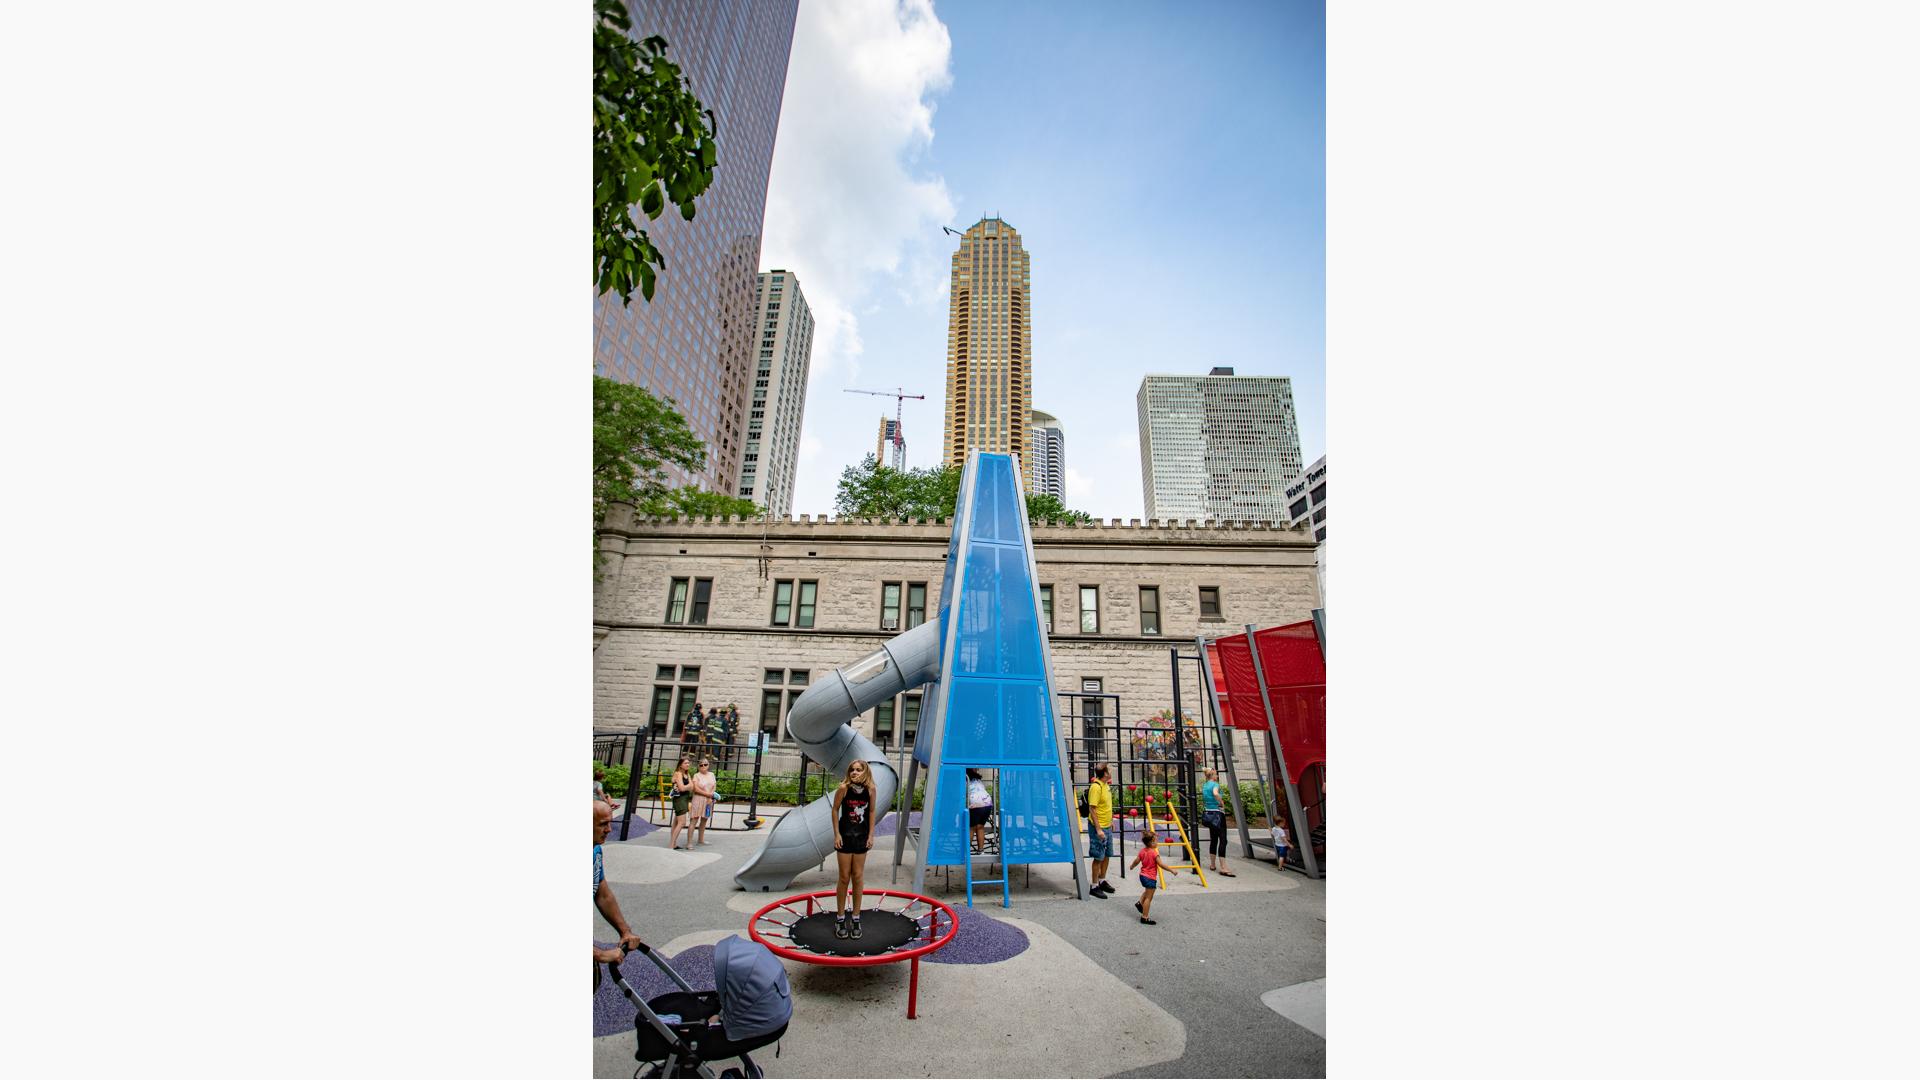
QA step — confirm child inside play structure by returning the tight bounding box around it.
[1130,830,1165,925]
[830,759,876,939]
[966,768,993,853]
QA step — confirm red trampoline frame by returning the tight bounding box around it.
[747,888,959,1018]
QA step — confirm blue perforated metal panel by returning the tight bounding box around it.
[917,453,1076,871]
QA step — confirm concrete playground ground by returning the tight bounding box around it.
[593,806,1326,1078]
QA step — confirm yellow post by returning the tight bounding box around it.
[1146,798,1208,888]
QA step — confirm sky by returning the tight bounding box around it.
[759,0,1324,519]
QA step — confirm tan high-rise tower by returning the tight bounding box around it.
[941,216,1033,485]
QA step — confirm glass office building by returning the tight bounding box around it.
[1137,367,1304,523]
[592,0,800,492]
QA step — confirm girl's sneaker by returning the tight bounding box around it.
[850,917,863,940]
[834,916,849,939]
[1139,917,1156,925]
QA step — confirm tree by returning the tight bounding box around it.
[593,0,718,304]
[834,457,1096,524]
[834,455,929,519]
[1024,492,1095,525]
[640,486,762,519]
[593,375,706,529]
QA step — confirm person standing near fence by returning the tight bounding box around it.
[1085,763,1116,897]
[682,703,705,750]
[1200,768,1236,876]
[689,758,717,845]
[668,756,695,851]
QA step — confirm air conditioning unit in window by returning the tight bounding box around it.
[881,617,899,630]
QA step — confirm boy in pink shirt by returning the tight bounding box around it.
[1129,831,1165,925]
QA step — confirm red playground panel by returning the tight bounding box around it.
[1208,620,1325,784]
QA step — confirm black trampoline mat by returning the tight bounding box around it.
[786,910,921,957]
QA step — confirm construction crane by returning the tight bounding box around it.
[844,386,926,471]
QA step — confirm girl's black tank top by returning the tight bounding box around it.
[837,782,872,833]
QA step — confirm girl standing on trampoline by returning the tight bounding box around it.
[830,759,877,940]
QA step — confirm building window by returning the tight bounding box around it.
[1199,587,1222,620]
[673,686,699,735]
[655,665,676,681]
[1079,586,1100,633]
[688,579,711,625]
[873,699,895,747]
[789,670,810,687]
[666,578,689,623]
[759,689,784,741]
[796,582,817,628]
[902,694,922,747]
[1080,678,1104,741]
[771,581,791,626]
[1315,526,1326,541]
[1312,507,1326,524]
[1288,497,1310,520]
[880,581,928,630]
[1139,587,1161,636]
[649,686,675,736]
[763,668,782,685]
[1310,483,1326,506]
[1040,585,1053,632]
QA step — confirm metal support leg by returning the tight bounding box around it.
[1197,638,1257,858]
[891,753,920,885]
[1244,624,1322,879]
[908,956,920,1019]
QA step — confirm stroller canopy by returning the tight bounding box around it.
[713,935,792,1040]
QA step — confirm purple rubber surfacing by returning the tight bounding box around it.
[923,902,1029,966]
[601,814,660,840]
[593,944,716,1038]
[871,810,920,838]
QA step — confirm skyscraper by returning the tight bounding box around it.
[1029,409,1065,500]
[592,0,800,492]
[875,417,904,470]
[941,216,1033,486]
[736,270,813,516]
[1137,367,1305,523]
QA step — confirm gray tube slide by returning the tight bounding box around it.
[734,618,944,892]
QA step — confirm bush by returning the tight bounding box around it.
[598,762,631,798]
[1236,782,1267,820]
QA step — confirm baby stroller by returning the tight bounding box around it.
[604,936,792,1078]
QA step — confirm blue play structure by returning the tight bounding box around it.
[734,450,1087,905]
[900,452,1087,905]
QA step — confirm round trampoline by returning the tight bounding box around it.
[748,888,959,1018]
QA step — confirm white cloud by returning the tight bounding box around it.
[1065,466,1094,499]
[759,0,956,384]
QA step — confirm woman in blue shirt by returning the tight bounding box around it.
[1200,768,1237,876]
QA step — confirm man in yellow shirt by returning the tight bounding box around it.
[1085,763,1116,897]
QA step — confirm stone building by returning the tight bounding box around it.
[594,510,1321,768]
